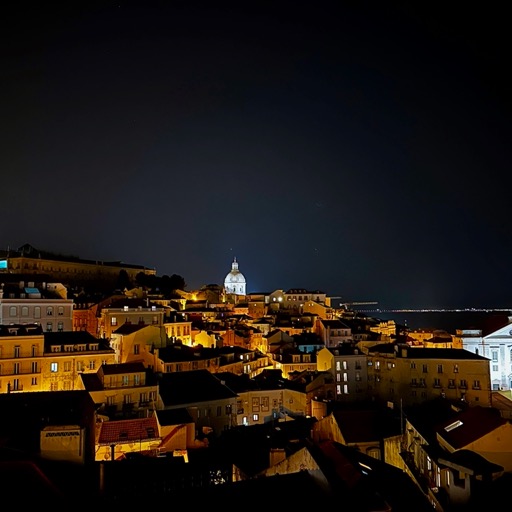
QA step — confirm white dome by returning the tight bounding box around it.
[224,257,246,295]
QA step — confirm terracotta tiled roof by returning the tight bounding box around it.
[98,417,159,445]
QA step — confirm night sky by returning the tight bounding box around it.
[2,2,511,309]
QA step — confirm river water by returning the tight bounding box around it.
[359,310,512,334]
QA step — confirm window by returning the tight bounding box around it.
[31,361,38,373]
[58,306,64,316]
[13,363,20,375]
[343,360,348,370]
[473,380,481,389]
[57,322,63,332]
[77,361,83,372]
[14,346,21,358]
[89,360,96,370]
[31,377,37,386]
[492,351,498,362]
[106,396,115,406]
[492,365,499,372]
[34,306,41,319]
[31,345,37,357]
[460,379,467,389]
[453,364,459,373]
[336,361,341,371]
[123,394,132,404]
[134,374,140,385]
[46,323,52,332]
[134,344,140,355]
[64,362,71,372]
[111,317,117,326]
[46,307,53,316]
[437,364,443,373]
[50,362,58,372]
[9,306,17,317]
[21,306,29,317]
[448,379,455,388]
[343,372,348,382]
[410,362,416,369]
[122,375,129,386]
[434,378,441,388]
[252,414,259,422]
[423,364,428,373]
[343,384,349,394]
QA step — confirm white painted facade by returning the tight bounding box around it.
[456,317,512,391]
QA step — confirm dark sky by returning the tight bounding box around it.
[2,1,511,309]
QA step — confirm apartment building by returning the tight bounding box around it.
[366,343,492,408]
[316,345,368,402]
[0,281,74,332]
[80,361,161,419]
[43,331,116,391]
[0,324,115,393]
[96,298,167,340]
[0,323,44,393]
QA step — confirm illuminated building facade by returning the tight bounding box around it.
[0,243,156,285]
[224,257,246,296]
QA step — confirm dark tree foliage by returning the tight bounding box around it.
[135,272,186,293]
[116,269,132,290]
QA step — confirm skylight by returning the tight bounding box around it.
[444,420,463,432]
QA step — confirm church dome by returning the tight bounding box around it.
[224,257,246,295]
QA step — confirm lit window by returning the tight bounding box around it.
[50,362,58,372]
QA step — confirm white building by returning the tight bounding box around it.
[455,316,512,391]
[224,257,246,296]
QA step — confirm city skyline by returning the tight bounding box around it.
[2,2,510,310]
